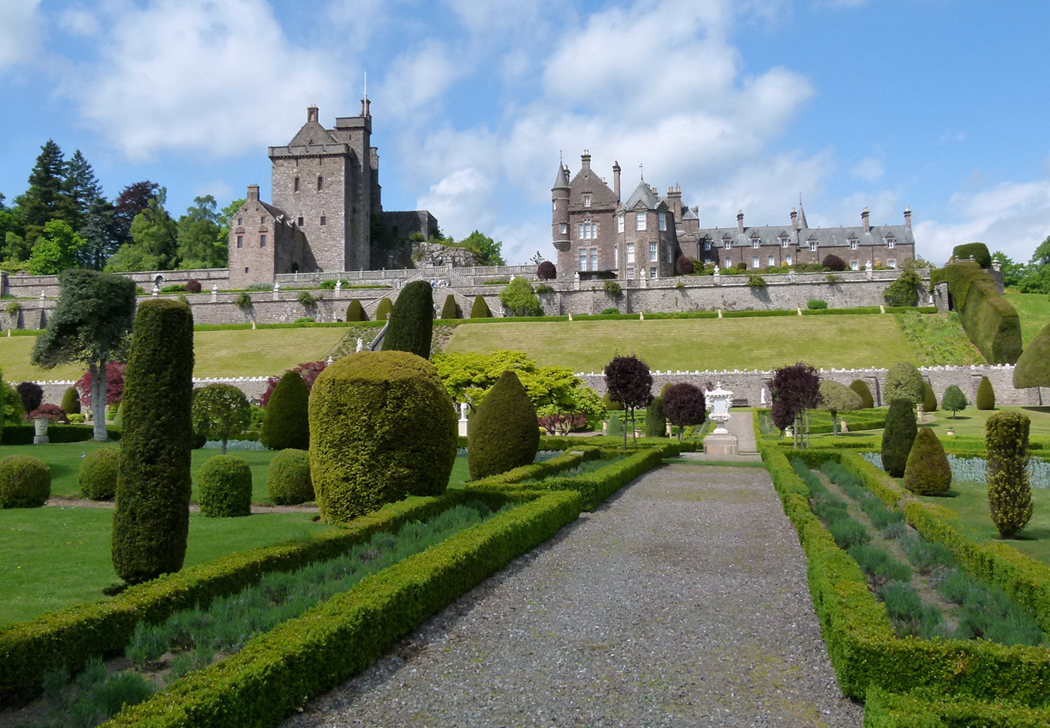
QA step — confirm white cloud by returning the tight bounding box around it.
[852,157,884,181]
[378,41,460,120]
[67,0,344,161]
[0,0,42,72]
[58,6,101,37]
[418,167,498,238]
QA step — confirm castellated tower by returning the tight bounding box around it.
[552,163,571,254]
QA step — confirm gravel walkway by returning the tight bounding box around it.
[281,453,862,727]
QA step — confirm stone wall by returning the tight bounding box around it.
[30,377,273,407]
[3,268,230,299]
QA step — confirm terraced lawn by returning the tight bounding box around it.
[1005,292,1050,347]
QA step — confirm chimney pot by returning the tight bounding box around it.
[581,150,591,171]
[791,207,798,232]
[247,184,259,201]
[307,105,318,123]
[861,206,871,233]
[904,206,912,230]
[737,209,744,234]
[613,161,621,201]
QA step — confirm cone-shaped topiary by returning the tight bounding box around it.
[375,297,393,322]
[441,294,460,320]
[881,399,917,478]
[309,351,456,523]
[644,396,666,437]
[267,448,313,505]
[976,376,996,410]
[904,428,951,495]
[849,379,875,409]
[986,411,1032,538]
[61,386,81,415]
[112,299,194,585]
[468,370,540,480]
[383,281,433,358]
[79,448,120,500]
[923,381,938,412]
[260,370,310,450]
[470,295,491,319]
[0,455,51,508]
[345,299,368,322]
[198,455,252,517]
[1014,322,1050,389]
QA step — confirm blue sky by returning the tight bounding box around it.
[1,0,1048,266]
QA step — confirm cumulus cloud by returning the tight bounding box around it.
[58,6,101,37]
[0,0,42,72]
[378,41,460,120]
[852,157,884,181]
[418,167,499,237]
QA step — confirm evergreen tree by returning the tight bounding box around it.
[383,281,433,358]
[77,197,122,270]
[64,150,103,232]
[176,195,224,268]
[17,139,75,241]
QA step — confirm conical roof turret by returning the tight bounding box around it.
[552,163,570,190]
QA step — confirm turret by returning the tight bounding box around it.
[552,163,571,253]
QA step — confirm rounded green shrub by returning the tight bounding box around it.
[644,396,666,437]
[976,376,995,410]
[904,428,951,496]
[345,299,368,322]
[986,411,1032,538]
[383,281,433,358]
[260,370,310,450]
[468,370,540,480]
[1014,322,1050,388]
[881,399,918,478]
[470,295,492,319]
[884,363,925,405]
[309,351,456,523]
[79,448,120,501]
[440,294,460,320]
[499,278,542,316]
[602,392,621,411]
[61,386,81,415]
[849,380,875,410]
[375,297,393,322]
[112,299,194,585]
[198,455,252,517]
[601,307,620,315]
[922,381,938,412]
[1,381,24,426]
[953,242,992,269]
[0,455,51,508]
[267,448,313,505]
[941,385,967,418]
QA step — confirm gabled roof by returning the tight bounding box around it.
[681,207,698,221]
[287,120,337,148]
[625,181,659,211]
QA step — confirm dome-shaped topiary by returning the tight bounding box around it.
[345,299,368,322]
[468,370,540,480]
[0,455,51,508]
[441,294,460,320]
[1014,322,1050,389]
[198,455,252,517]
[61,386,81,415]
[375,297,393,322]
[470,295,491,319]
[881,399,918,477]
[904,428,951,495]
[309,351,456,523]
[976,376,996,410]
[922,381,938,412]
[644,396,666,437]
[383,281,433,358]
[260,370,310,450]
[79,448,120,501]
[602,392,622,411]
[885,363,925,405]
[267,448,313,505]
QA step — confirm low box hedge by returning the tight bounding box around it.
[864,686,1050,727]
[101,490,582,728]
[468,448,601,488]
[2,424,122,445]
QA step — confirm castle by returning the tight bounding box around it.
[552,151,916,280]
[228,100,438,288]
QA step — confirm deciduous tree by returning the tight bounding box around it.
[768,362,822,448]
[604,355,653,449]
[818,380,862,435]
[663,382,706,439]
[192,383,250,455]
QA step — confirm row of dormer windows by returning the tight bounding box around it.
[703,238,898,251]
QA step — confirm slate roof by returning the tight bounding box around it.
[694,223,913,249]
[553,164,571,190]
[287,120,337,148]
[625,181,659,210]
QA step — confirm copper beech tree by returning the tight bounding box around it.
[768,362,822,448]
[603,355,653,449]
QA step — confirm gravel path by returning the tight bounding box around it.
[281,453,861,727]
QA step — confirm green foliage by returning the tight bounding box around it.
[602,280,622,297]
[499,278,542,317]
[112,299,194,585]
[309,351,456,523]
[976,375,995,410]
[39,657,155,728]
[456,230,505,266]
[78,448,120,501]
[807,299,828,310]
[1014,322,1050,388]
[746,274,767,288]
[234,292,252,309]
[383,281,434,358]
[935,261,1022,364]
[106,192,178,272]
[602,392,621,411]
[644,396,666,437]
[953,242,992,268]
[600,307,619,314]
[5,301,21,315]
[267,449,313,505]
[0,455,51,508]
[344,299,367,322]
[260,370,310,451]
[896,311,986,366]
[375,297,393,322]
[191,383,250,455]
[468,370,540,479]
[818,380,862,435]
[883,269,921,307]
[198,455,252,518]
[27,220,86,274]
[61,386,81,415]
[469,295,491,319]
[535,283,554,294]
[882,399,918,477]
[922,381,938,411]
[1,382,24,427]
[986,411,1032,538]
[296,290,316,308]
[431,350,584,415]
[904,428,952,495]
[440,294,460,320]
[175,195,226,269]
[849,379,875,410]
[884,362,925,405]
[941,385,967,417]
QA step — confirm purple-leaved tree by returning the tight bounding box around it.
[768,362,822,448]
[604,355,653,449]
[662,383,706,440]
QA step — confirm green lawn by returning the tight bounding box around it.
[923,406,1050,440]
[0,507,330,626]
[444,316,920,372]
[1004,292,1050,347]
[0,327,349,381]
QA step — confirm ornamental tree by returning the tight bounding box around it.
[768,362,822,448]
[603,355,653,449]
[675,256,694,275]
[817,380,862,436]
[499,278,542,317]
[191,383,250,455]
[941,385,967,419]
[884,362,925,406]
[15,382,43,419]
[822,254,846,271]
[260,360,327,407]
[75,361,126,408]
[537,261,556,280]
[663,382,706,440]
[986,411,1032,538]
[31,269,136,441]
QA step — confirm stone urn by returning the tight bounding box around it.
[33,417,49,445]
[946,427,955,437]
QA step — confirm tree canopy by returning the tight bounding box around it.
[818,380,862,435]
[769,362,822,448]
[192,383,250,455]
[604,355,653,448]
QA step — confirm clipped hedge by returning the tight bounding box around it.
[382,281,433,358]
[864,687,1050,728]
[61,386,81,415]
[2,424,121,445]
[78,448,120,501]
[468,371,539,480]
[259,370,310,451]
[468,448,601,488]
[267,449,313,505]
[469,295,491,319]
[849,380,875,410]
[0,455,51,508]
[934,261,1022,364]
[976,375,995,410]
[374,297,393,322]
[345,299,368,322]
[198,455,253,517]
[903,427,951,496]
[952,242,992,269]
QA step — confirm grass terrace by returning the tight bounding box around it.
[1005,292,1050,346]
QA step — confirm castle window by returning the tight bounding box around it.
[261,216,265,225]
[297,216,304,227]
[768,256,774,267]
[626,243,635,264]
[724,240,730,250]
[583,194,591,208]
[888,259,897,268]
[650,267,657,279]
[618,215,625,233]
[578,223,583,239]
[553,200,557,211]
[887,238,895,249]
[649,242,657,262]
[658,213,666,231]
[704,240,711,251]
[627,268,635,280]
[809,241,817,251]
[560,223,568,235]
[237,217,242,226]
[667,243,673,263]
[294,178,300,193]
[780,237,788,247]
[590,248,597,271]
[260,234,267,247]
[579,249,587,272]
[245,267,249,274]
[752,239,759,249]
[850,240,858,251]
[724,258,732,268]
[786,255,793,265]
[614,246,619,268]
[236,235,243,248]
[636,212,646,231]
[320,215,326,226]
[752,256,759,268]
[317,175,323,191]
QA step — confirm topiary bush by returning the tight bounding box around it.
[807,299,828,310]
[374,297,393,322]
[468,370,540,480]
[345,299,368,322]
[15,381,43,419]
[267,448,313,505]
[976,376,995,410]
[1014,322,1050,389]
[259,370,310,451]
[883,270,921,307]
[922,381,938,412]
[986,411,1032,538]
[602,392,622,411]
[644,396,666,437]
[185,278,202,294]
[934,261,1021,364]
[383,281,433,358]
[79,448,120,501]
[198,455,252,517]
[882,399,918,478]
[953,242,992,269]
[61,386,81,415]
[309,351,456,523]
[884,362,925,405]
[822,254,846,271]
[470,295,491,319]
[112,299,194,585]
[440,294,460,320]
[0,455,51,508]
[903,428,951,495]
[849,379,875,409]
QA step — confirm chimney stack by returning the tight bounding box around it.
[307,105,318,123]
[613,161,621,201]
[791,207,798,232]
[247,184,259,201]
[737,210,744,234]
[862,207,871,233]
[904,206,912,230]
[667,185,682,221]
[581,150,591,171]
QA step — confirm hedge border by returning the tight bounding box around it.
[467,447,602,488]
[3,425,122,445]
[864,686,1050,728]
[444,307,937,326]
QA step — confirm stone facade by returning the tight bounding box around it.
[228,186,310,289]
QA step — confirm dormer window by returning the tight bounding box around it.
[752,239,759,249]
[704,240,711,251]
[886,237,895,249]
[809,240,817,251]
[583,194,591,208]
[850,240,858,251]
[724,240,731,250]
[780,237,788,248]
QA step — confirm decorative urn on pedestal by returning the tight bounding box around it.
[703,382,738,456]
